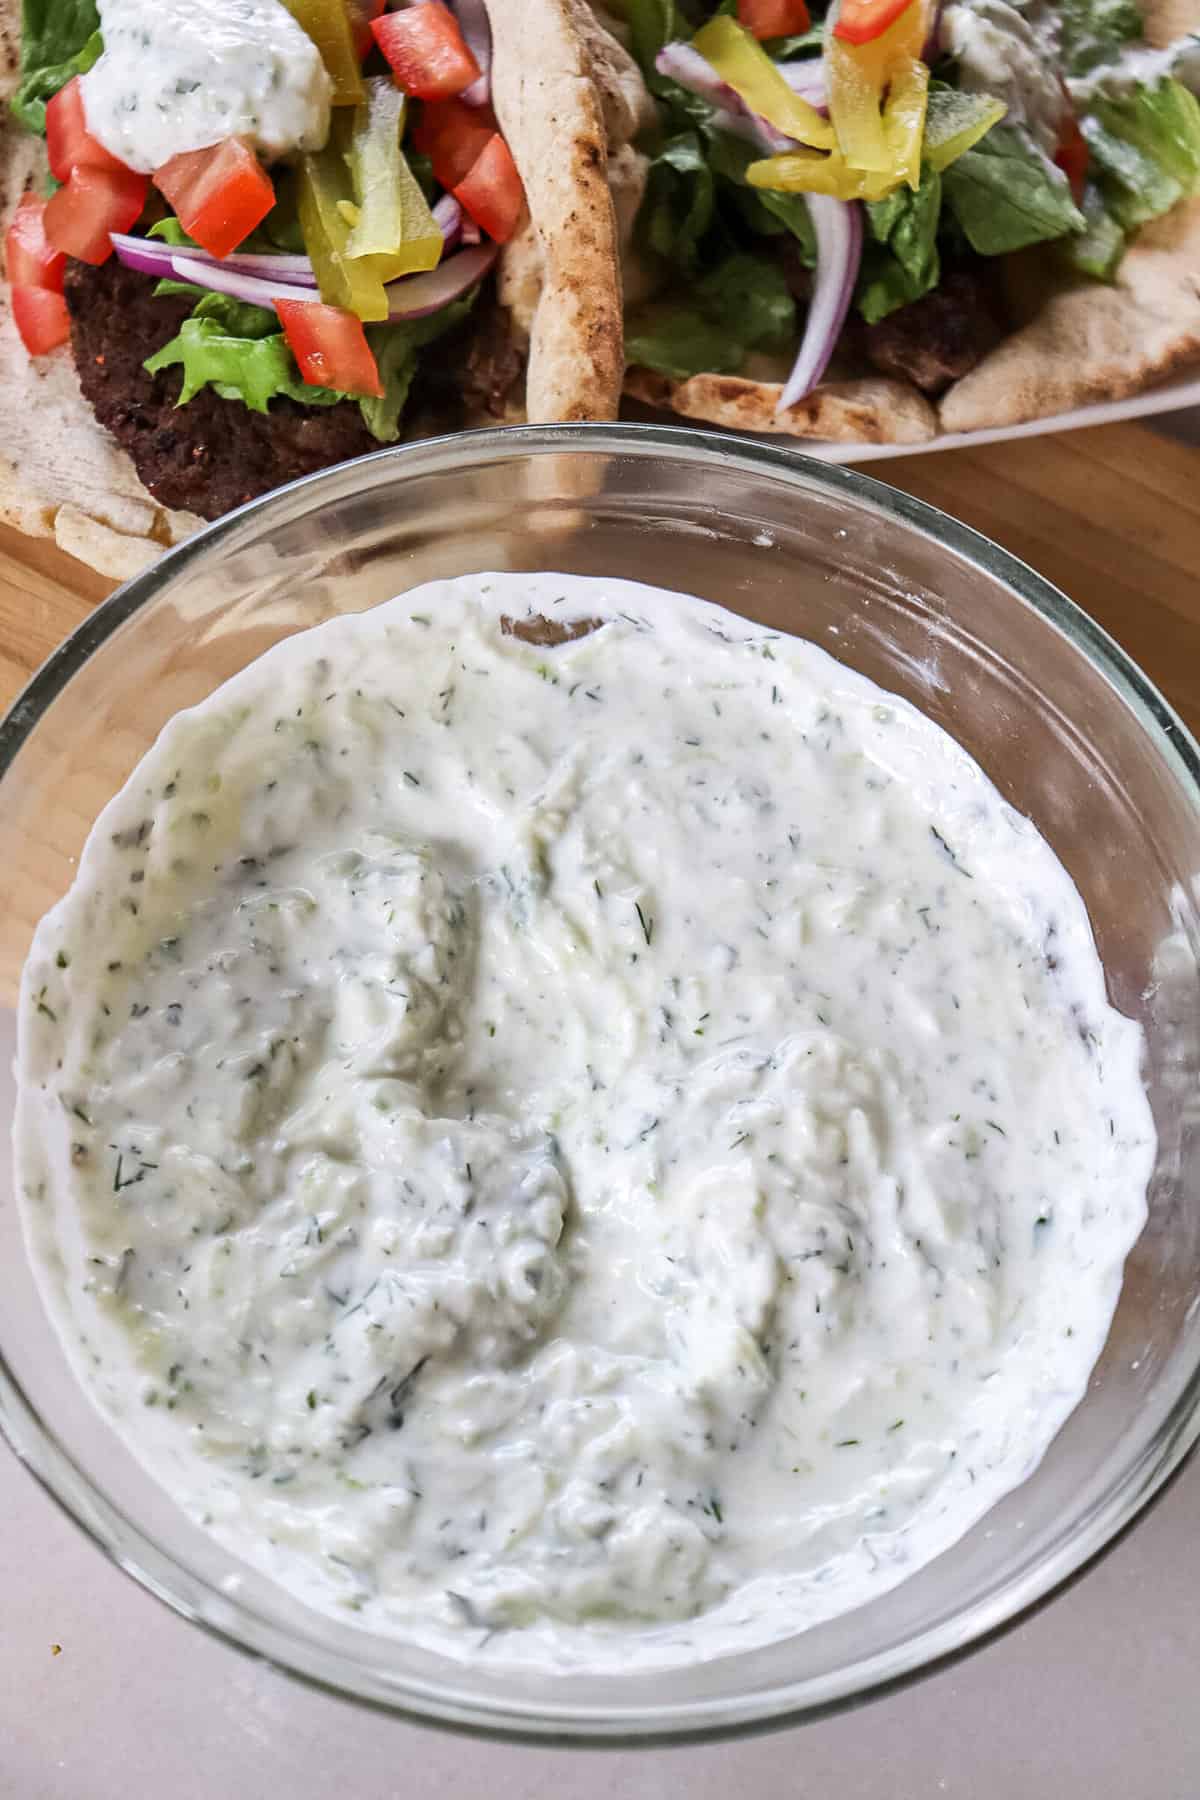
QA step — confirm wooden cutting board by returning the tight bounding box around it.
[1,419,1198,727]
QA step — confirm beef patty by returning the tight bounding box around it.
[65,258,527,521]
[66,258,380,520]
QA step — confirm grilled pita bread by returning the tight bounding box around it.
[939,196,1200,431]
[487,0,649,418]
[625,365,937,441]
[0,0,627,576]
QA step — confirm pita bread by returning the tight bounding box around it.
[0,0,628,577]
[484,0,631,422]
[625,365,937,441]
[0,5,202,578]
[939,197,1200,432]
[1141,0,1197,46]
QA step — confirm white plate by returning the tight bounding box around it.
[801,371,1200,463]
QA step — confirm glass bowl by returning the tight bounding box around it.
[1,424,1198,1744]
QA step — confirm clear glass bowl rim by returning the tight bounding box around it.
[2,421,1199,1746]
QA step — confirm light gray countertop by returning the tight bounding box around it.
[2,1434,1196,1797]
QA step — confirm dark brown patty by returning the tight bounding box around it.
[66,257,528,521]
[860,271,1003,398]
[65,257,382,520]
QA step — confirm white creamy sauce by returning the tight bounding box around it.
[16,574,1154,1669]
[81,0,332,174]
[1068,35,1200,104]
[940,0,1067,156]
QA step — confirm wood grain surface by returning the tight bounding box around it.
[1,420,1197,726]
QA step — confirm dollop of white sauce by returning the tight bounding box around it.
[81,0,332,174]
[940,0,1066,156]
[1068,35,1200,106]
[16,575,1154,1670]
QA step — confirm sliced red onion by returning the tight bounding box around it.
[111,231,320,287]
[169,253,321,311]
[386,241,498,319]
[776,58,828,112]
[656,42,794,154]
[777,195,862,412]
[110,233,178,278]
[432,192,463,251]
[923,0,946,62]
[220,250,319,282]
[448,0,491,106]
[460,213,482,245]
[709,105,764,146]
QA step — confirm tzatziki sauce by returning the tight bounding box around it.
[939,0,1067,158]
[16,574,1154,1670]
[81,0,332,174]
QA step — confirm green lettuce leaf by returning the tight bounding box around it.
[1055,0,1143,78]
[641,131,716,270]
[625,306,742,379]
[626,250,795,379]
[145,316,345,414]
[152,279,210,303]
[1082,78,1200,228]
[706,130,817,260]
[360,293,477,442]
[921,81,1008,174]
[1056,182,1127,278]
[857,167,942,323]
[189,292,279,339]
[942,125,1086,253]
[145,277,480,439]
[698,248,795,345]
[10,0,101,136]
[618,0,677,79]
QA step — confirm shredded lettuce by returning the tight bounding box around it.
[922,82,1009,174]
[145,294,346,415]
[641,131,717,269]
[1057,181,1127,277]
[617,0,678,80]
[626,249,795,379]
[706,130,817,259]
[1082,77,1200,228]
[10,0,101,135]
[857,166,943,323]
[941,125,1086,253]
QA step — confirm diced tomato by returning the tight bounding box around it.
[411,97,496,189]
[833,0,917,46]
[349,0,386,60]
[737,0,812,38]
[1054,100,1089,204]
[45,77,127,183]
[452,131,523,243]
[44,165,149,265]
[275,298,384,397]
[10,285,71,355]
[5,193,66,292]
[153,137,275,260]
[372,2,481,100]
